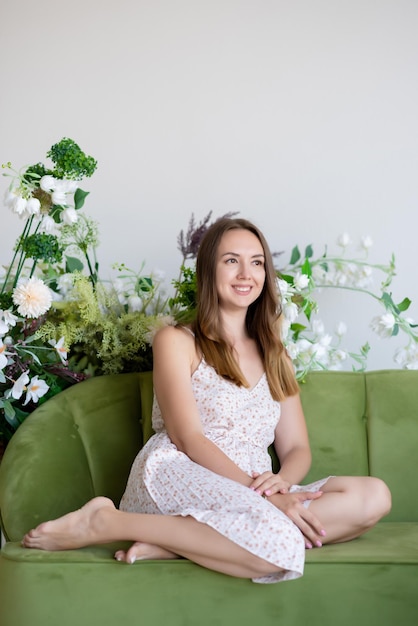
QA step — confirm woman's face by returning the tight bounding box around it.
[215,229,266,311]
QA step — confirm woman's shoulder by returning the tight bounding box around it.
[153,324,196,355]
[154,323,194,341]
[153,324,200,373]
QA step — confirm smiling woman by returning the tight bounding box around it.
[22,217,390,584]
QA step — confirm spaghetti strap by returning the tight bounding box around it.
[178,325,195,338]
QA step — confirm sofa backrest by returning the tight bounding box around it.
[0,372,152,541]
[298,370,418,523]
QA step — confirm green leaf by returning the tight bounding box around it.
[278,273,295,285]
[289,323,306,339]
[289,246,301,265]
[301,258,312,277]
[381,292,395,310]
[3,400,18,426]
[392,324,399,337]
[66,256,84,273]
[397,297,411,312]
[74,188,89,210]
[305,244,314,258]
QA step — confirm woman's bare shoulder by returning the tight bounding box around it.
[153,324,199,377]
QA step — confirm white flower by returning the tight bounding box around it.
[360,235,373,250]
[280,317,291,341]
[394,343,418,369]
[151,268,166,282]
[48,337,68,364]
[283,302,299,323]
[335,321,347,337]
[25,197,41,216]
[61,207,78,225]
[51,189,68,206]
[40,175,57,192]
[337,233,352,248]
[277,278,290,297]
[6,371,30,400]
[0,309,18,330]
[127,295,143,312]
[11,194,28,217]
[12,277,53,318]
[370,313,396,338]
[23,376,49,405]
[39,215,57,234]
[293,272,310,291]
[285,341,299,360]
[143,315,176,345]
[61,179,78,194]
[312,319,325,336]
[331,349,347,364]
[0,338,9,370]
[4,187,16,207]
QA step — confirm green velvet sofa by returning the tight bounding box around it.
[0,369,417,626]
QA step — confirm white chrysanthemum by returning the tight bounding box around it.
[12,277,53,318]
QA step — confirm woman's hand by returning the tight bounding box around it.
[268,491,326,549]
[250,471,290,496]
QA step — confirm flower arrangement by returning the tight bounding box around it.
[171,213,418,378]
[0,139,166,447]
[1,143,417,453]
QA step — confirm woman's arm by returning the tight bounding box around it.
[250,393,312,495]
[152,326,253,487]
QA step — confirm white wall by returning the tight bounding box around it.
[1,0,417,370]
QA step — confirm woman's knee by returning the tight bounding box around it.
[367,477,392,522]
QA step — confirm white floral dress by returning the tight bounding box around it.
[120,359,329,583]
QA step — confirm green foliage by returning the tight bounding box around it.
[36,275,155,376]
[170,265,197,317]
[21,233,63,263]
[47,138,97,180]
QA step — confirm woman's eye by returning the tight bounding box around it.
[226,258,237,263]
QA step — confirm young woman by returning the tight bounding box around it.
[22,218,391,583]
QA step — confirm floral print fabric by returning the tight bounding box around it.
[120,359,328,583]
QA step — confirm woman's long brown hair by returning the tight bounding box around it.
[192,218,299,401]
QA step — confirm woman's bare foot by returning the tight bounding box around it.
[22,497,116,551]
[115,541,179,564]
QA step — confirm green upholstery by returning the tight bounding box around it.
[0,370,417,626]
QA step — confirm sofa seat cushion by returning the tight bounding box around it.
[3,522,417,566]
[1,523,417,626]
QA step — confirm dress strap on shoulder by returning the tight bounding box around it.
[178,325,195,338]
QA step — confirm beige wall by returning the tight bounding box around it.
[1,0,417,369]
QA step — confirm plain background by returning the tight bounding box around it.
[1,0,417,370]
